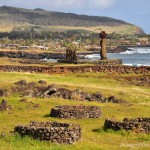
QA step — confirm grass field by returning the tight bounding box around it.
[45,25,139,35]
[0,72,150,150]
[0,23,138,35]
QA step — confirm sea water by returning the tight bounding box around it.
[83,47,150,66]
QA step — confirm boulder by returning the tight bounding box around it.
[0,99,12,111]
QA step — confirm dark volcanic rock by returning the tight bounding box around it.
[50,105,102,119]
[0,51,64,59]
[0,65,149,75]
[0,99,12,111]
[12,81,126,103]
[14,120,81,144]
[14,80,27,87]
[38,80,47,85]
[104,118,150,134]
[37,84,58,98]
[19,99,28,103]
[0,89,9,97]
[107,96,124,103]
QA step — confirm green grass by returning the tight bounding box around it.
[0,72,150,150]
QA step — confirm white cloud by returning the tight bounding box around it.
[89,0,117,8]
[47,0,117,9]
[0,0,117,10]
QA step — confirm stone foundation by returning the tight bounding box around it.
[104,118,150,134]
[58,59,122,65]
[14,121,81,144]
[0,65,149,74]
[50,105,102,119]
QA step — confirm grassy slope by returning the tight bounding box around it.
[0,23,30,32]
[0,23,138,35]
[0,72,150,150]
[45,25,139,34]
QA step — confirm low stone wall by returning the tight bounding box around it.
[0,65,149,74]
[104,118,150,134]
[50,105,102,119]
[14,121,81,144]
[58,59,122,65]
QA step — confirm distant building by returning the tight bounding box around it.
[31,45,48,50]
[18,46,29,50]
[8,44,20,49]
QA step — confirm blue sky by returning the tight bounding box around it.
[0,0,150,34]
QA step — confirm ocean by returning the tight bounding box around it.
[83,47,150,66]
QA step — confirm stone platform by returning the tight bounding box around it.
[58,59,122,65]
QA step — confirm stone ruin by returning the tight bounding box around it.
[14,121,81,144]
[104,118,150,134]
[0,99,12,111]
[12,80,125,104]
[65,49,77,63]
[50,105,102,119]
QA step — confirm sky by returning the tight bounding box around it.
[0,0,150,34]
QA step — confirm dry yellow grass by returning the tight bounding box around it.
[0,23,138,35]
[0,23,31,32]
[46,24,138,34]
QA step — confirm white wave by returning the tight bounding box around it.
[123,63,150,67]
[120,50,137,54]
[123,64,133,66]
[120,47,150,54]
[42,58,58,62]
[136,64,150,67]
[84,54,100,59]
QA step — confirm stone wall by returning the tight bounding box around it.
[104,118,150,134]
[0,65,149,74]
[50,105,102,119]
[15,121,81,144]
[0,51,64,59]
[93,59,122,65]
